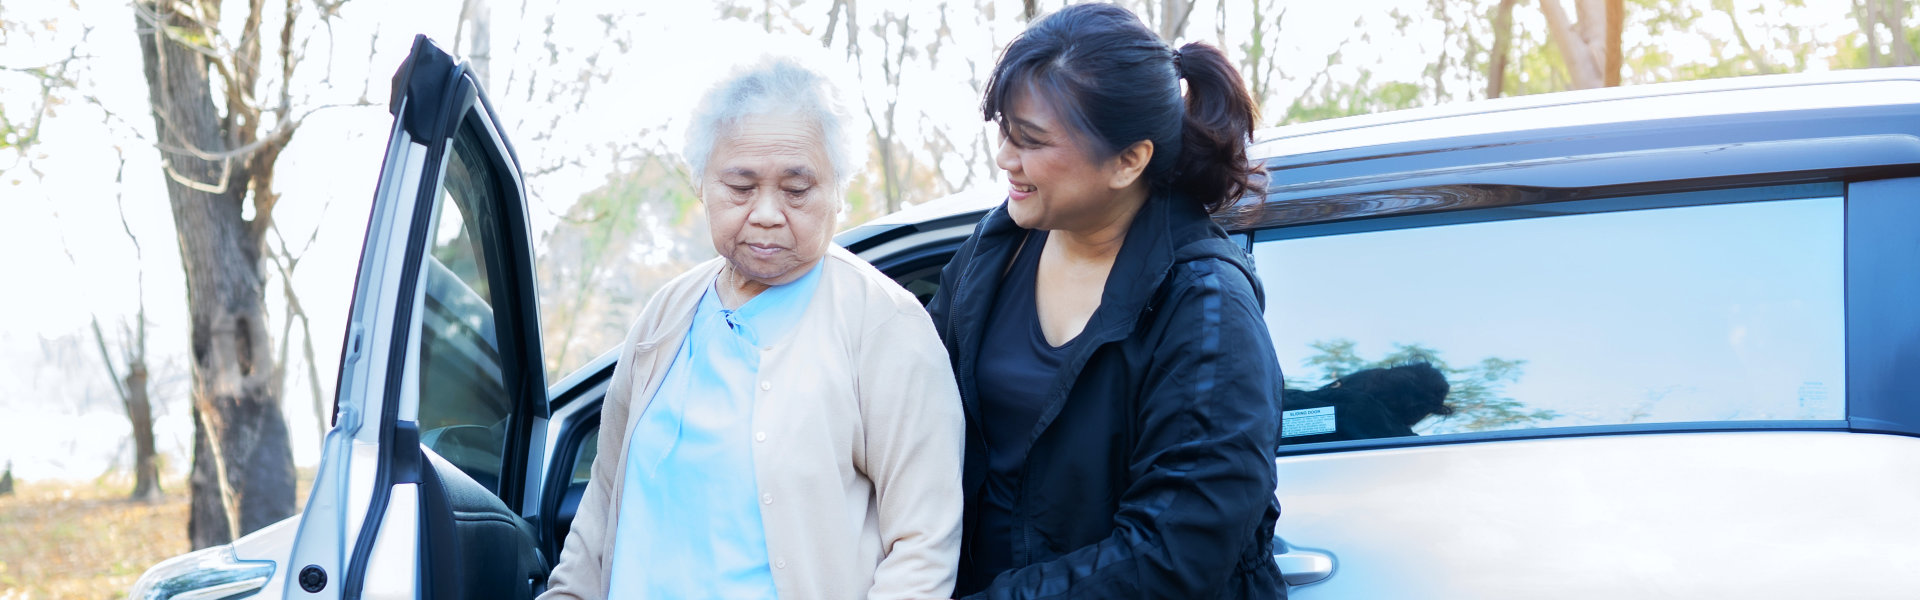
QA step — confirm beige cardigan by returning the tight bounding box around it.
[539,246,964,600]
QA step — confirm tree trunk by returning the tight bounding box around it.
[1859,0,1884,67]
[1539,0,1609,89]
[1023,0,1038,22]
[1604,0,1624,86]
[458,0,492,91]
[134,0,297,550]
[127,363,163,502]
[1488,0,1519,98]
[1723,0,1779,74]
[89,312,162,502]
[1159,0,1196,42]
[1885,0,1917,66]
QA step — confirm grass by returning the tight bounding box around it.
[0,469,315,600]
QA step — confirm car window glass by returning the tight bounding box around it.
[891,263,943,307]
[570,429,598,486]
[416,124,513,491]
[1254,196,1846,446]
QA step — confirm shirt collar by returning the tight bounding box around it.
[702,257,827,348]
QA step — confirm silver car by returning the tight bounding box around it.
[132,36,1920,600]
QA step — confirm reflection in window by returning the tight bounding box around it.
[570,429,598,485]
[1257,196,1846,444]
[415,126,513,491]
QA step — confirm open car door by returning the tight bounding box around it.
[286,35,551,600]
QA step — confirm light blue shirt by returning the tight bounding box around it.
[605,260,825,600]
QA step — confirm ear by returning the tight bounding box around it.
[1107,140,1154,190]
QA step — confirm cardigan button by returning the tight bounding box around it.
[762,493,773,505]
[755,432,767,442]
[775,559,787,569]
[760,381,772,391]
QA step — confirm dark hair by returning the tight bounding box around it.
[982,3,1263,213]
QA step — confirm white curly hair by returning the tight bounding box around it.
[682,51,867,192]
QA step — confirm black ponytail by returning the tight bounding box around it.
[1172,42,1263,213]
[982,3,1262,214]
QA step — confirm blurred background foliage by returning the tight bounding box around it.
[0,1,1912,593]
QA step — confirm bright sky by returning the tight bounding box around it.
[0,0,1871,480]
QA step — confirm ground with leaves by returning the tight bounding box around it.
[0,476,187,599]
[0,471,312,599]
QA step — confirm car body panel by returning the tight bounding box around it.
[1277,432,1920,599]
[228,517,300,597]
[276,62,443,600]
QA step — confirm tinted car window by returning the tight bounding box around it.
[891,263,943,307]
[416,126,514,491]
[570,429,598,485]
[1254,195,1846,445]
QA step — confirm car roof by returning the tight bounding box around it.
[1250,66,1920,155]
[837,66,1920,246]
[1233,67,1920,233]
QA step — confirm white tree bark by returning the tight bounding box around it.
[1539,0,1608,89]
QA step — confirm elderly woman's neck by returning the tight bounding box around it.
[717,264,773,310]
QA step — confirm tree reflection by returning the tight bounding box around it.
[1284,339,1557,441]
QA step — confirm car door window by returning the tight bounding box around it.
[1253,194,1846,446]
[415,124,515,491]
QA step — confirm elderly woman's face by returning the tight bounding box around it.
[702,114,840,288]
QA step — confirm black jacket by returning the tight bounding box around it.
[928,192,1287,599]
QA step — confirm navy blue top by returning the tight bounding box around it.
[969,230,1070,585]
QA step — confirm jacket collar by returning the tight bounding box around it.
[951,190,1223,352]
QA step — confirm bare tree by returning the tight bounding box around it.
[455,0,493,91]
[79,155,165,503]
[267,222,331,443]
[4,13,165,503]
[1855,0,1917,67]
[1717,0,1779,74]
[1239,0,1287,113]
[131,0,349,549]
[1488,0,1522,98]
[1537,0,1624,89]
[848,6,918,213]
[1157,0,1197,42]
[1127,0,1198,42]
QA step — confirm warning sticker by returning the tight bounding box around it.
[1281,406,1336,438]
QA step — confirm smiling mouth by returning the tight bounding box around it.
[1012,183,1037,193]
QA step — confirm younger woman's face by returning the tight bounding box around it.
[993,92,1147,232]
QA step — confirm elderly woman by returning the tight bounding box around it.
[540,54,964,600]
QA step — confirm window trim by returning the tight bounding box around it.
[449,106,549,514]
[1251,182,1842,241]
[1844,177,1920,438]
[1253,182,1863,457]
[1277,420,1851,457]
[538,377,606,562]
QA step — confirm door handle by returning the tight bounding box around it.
[1273,536,1334,586]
